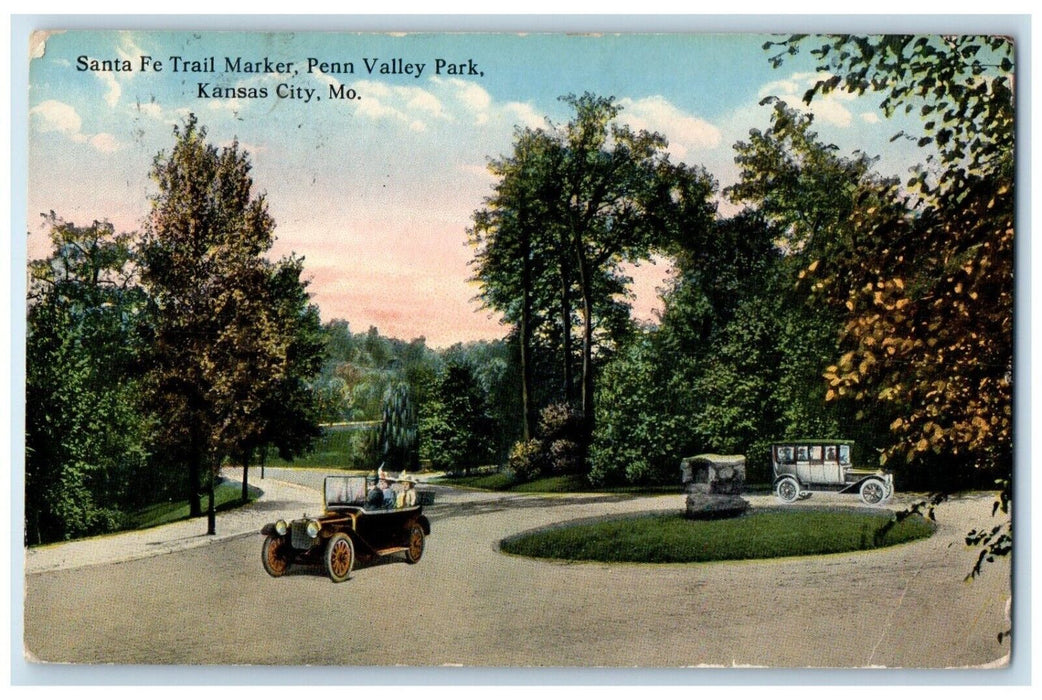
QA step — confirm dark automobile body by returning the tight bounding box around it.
[260,475,431,582]
[770,440,894,506]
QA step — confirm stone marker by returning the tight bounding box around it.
[680,454,750,519]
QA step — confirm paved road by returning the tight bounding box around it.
[23,469,1011,668]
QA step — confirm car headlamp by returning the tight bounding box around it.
[275,519,288,536]
[306,520,321,538]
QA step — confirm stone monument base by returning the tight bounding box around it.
[680,453,749,519]
[684,491,749,519]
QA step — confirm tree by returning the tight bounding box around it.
[371,382,419,470]
[470,93,716,454]
[419,362,495,474]
[140,115,317,533]
[552,93,715,438]
[232,256,325,500]
[766,35,1013,479]
[26,214,152,543]
[469,128,558,440]
[767,35,1014,594]
[726,99,897,257]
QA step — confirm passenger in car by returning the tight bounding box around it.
[380,479,397,509]
[365,479,385,509]
[396,473,417,508]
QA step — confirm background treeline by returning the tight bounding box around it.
[309,321,521,474]
[27,35,1012,547]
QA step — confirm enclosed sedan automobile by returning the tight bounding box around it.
[771,440,894,506]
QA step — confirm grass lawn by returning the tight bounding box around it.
[500,508,935,563]
[129,480,263,530]
[267,425,373,469]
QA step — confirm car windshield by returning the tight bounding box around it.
[324,476,367,507]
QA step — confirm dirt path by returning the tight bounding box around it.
[23,479,1010,668]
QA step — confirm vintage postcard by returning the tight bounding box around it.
[18,22,1017,678]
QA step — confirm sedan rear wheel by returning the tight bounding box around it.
[775,476,800,504]
[860,478,887,506]
[325,533,355,583]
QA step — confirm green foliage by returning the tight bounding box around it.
[128,479,261,530]
[268,424,373,469]
[589,336,693,486]
[470,92,717,445]
[419,361,496,475]
[368,382,418,470]
[589,205,853,486]
[440,471,519,491]
[766,36,1013,482]
[25,216,154,543]
[535,403,585,475]
[313,322,442,424]
[140,114,323,515]
[507,439,544,482]
[508,403,587,482]
[501,509,935,563]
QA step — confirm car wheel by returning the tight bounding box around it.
[775,477,800,504]
[325,533,355,583]
[860,479,887,506]
[261,535,290,577]
[405,524,425,564]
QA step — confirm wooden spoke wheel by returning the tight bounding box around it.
[405,524,425,564]
[261,535,290,577]
[325,533,355,583]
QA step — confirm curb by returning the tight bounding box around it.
[24,473,322,575]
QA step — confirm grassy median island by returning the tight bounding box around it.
[500,508,935,563]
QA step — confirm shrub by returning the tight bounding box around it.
[508,439,545,482]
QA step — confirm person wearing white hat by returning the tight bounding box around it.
[396,472,417,508]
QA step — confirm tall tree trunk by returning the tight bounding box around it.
[206,464,216,535]
[559,261,574,403]
[188,453,202,517]
[241,452,251,504]
[580,291,595,440]
[520,243,534,442]
[575,247,596,442]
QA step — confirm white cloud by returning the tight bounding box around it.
[454,81,491,111]
[348,79,431,131]
[860,112,881,124]
[116,32,146,66]
[808,99,853,128]
[617,96,721,160]
[99,71,122,108]
[403,89,445,118]
[503,101,544,130]
[434,78,492,124]
[30,99,81,135]
[89,133,120,152]
[30,99,121,152]
[757,71,858,128]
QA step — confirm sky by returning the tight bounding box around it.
[27,29,938,347]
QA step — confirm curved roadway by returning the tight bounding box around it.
[24,468,1011,668]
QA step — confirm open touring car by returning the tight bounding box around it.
[261,475,431,582]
